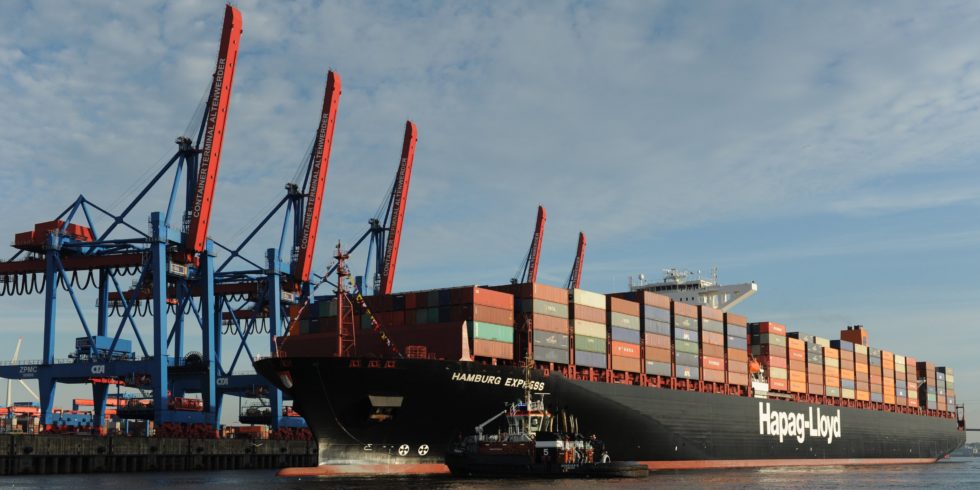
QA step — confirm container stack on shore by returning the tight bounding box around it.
[724,313,749,387]
[673,302,700,382]
[607,297,642,374]
[749,322,787,391]
[699,306,726,384]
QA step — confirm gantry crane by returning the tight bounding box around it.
[316,121,418,296]
[0,4,243,434]
[513,205,547,284]
[565,232,586,290]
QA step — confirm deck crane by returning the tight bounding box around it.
[0,4,243,434]
[565,232,586,290]
[512,205,547,284]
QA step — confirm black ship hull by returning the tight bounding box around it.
[254,356,964,469]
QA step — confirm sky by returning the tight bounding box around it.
[1,0,979,436]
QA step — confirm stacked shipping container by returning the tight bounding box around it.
[787,337,806,394]
[699,306,726,384]
[633,292,672,377]
[939,367,956,409]
[823,346,841,397]
[724,313,749,387]
[570,289,607,369]
[882,351,896,405]
[831,340,856,399]
[672,302,700,381]
[494,283,568,364]
[749,322,787,391]
[907,356,919,407]
[607,297,642,373]
[854,344,870,401]
[869,347,883,403]
[917,362,937,410]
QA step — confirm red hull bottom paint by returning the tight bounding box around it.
[641,457,938,470]
[278,463,450,477]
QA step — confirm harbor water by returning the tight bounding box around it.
[2,457,978,488]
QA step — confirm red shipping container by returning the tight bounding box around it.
[470,305,514,325]
[728,371,749,386]
[700,305,724,322]
[758,355,787,369]
[472,339,514,360]
[753,321,786,336]
[788,359,806,371]
[611,355,641,373]
[607,297,640,316]
[770,378,788,391]
[728,361,748,374]
[611,341,640,359]
[702,356,725,370]
[702,343,725,358]
[725,313,748,327]
[703,369,725,383]
[530,314,568,333]
[645,334,671,349]
[702,331,724,346]
[571,304,605,323]
[673,302,698,319]
[789,349,805,362]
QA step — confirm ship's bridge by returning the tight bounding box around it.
[629,268,757,311]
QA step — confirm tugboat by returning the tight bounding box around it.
[445,358,649,479]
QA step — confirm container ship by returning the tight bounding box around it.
[254,275,965,470]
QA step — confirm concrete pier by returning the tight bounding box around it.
[0,434,316,475]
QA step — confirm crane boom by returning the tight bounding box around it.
[184,4,243,260]
[566,231,586,289]
[527,205,547,283]
[293,71,342,283]
[378,121,418,295]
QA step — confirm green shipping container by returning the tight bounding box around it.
[469,321,514,343]
[674,339,699,355]
[521,298,569,318]
[574,335,607,354]
[609,312,640,330]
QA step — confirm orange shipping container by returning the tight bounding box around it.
[770,378,788,391]
[611,355,641,373]
[758,355,787,369]
[700,306,724,322]
[673,302,698,318]
[607,297,640,316]
[787,338,805,351]
[703,368,726,383]
[702,356,725,370]
[645,347,671,363]
[728,348,748,362]
[855,363,869,374]
[790,380,806,393]
[789,349,805,362]
[789,371,806,383]
[611,341,640,359]
[856,391,870,401]
[725,313,748,327]
[841,368,856,379]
